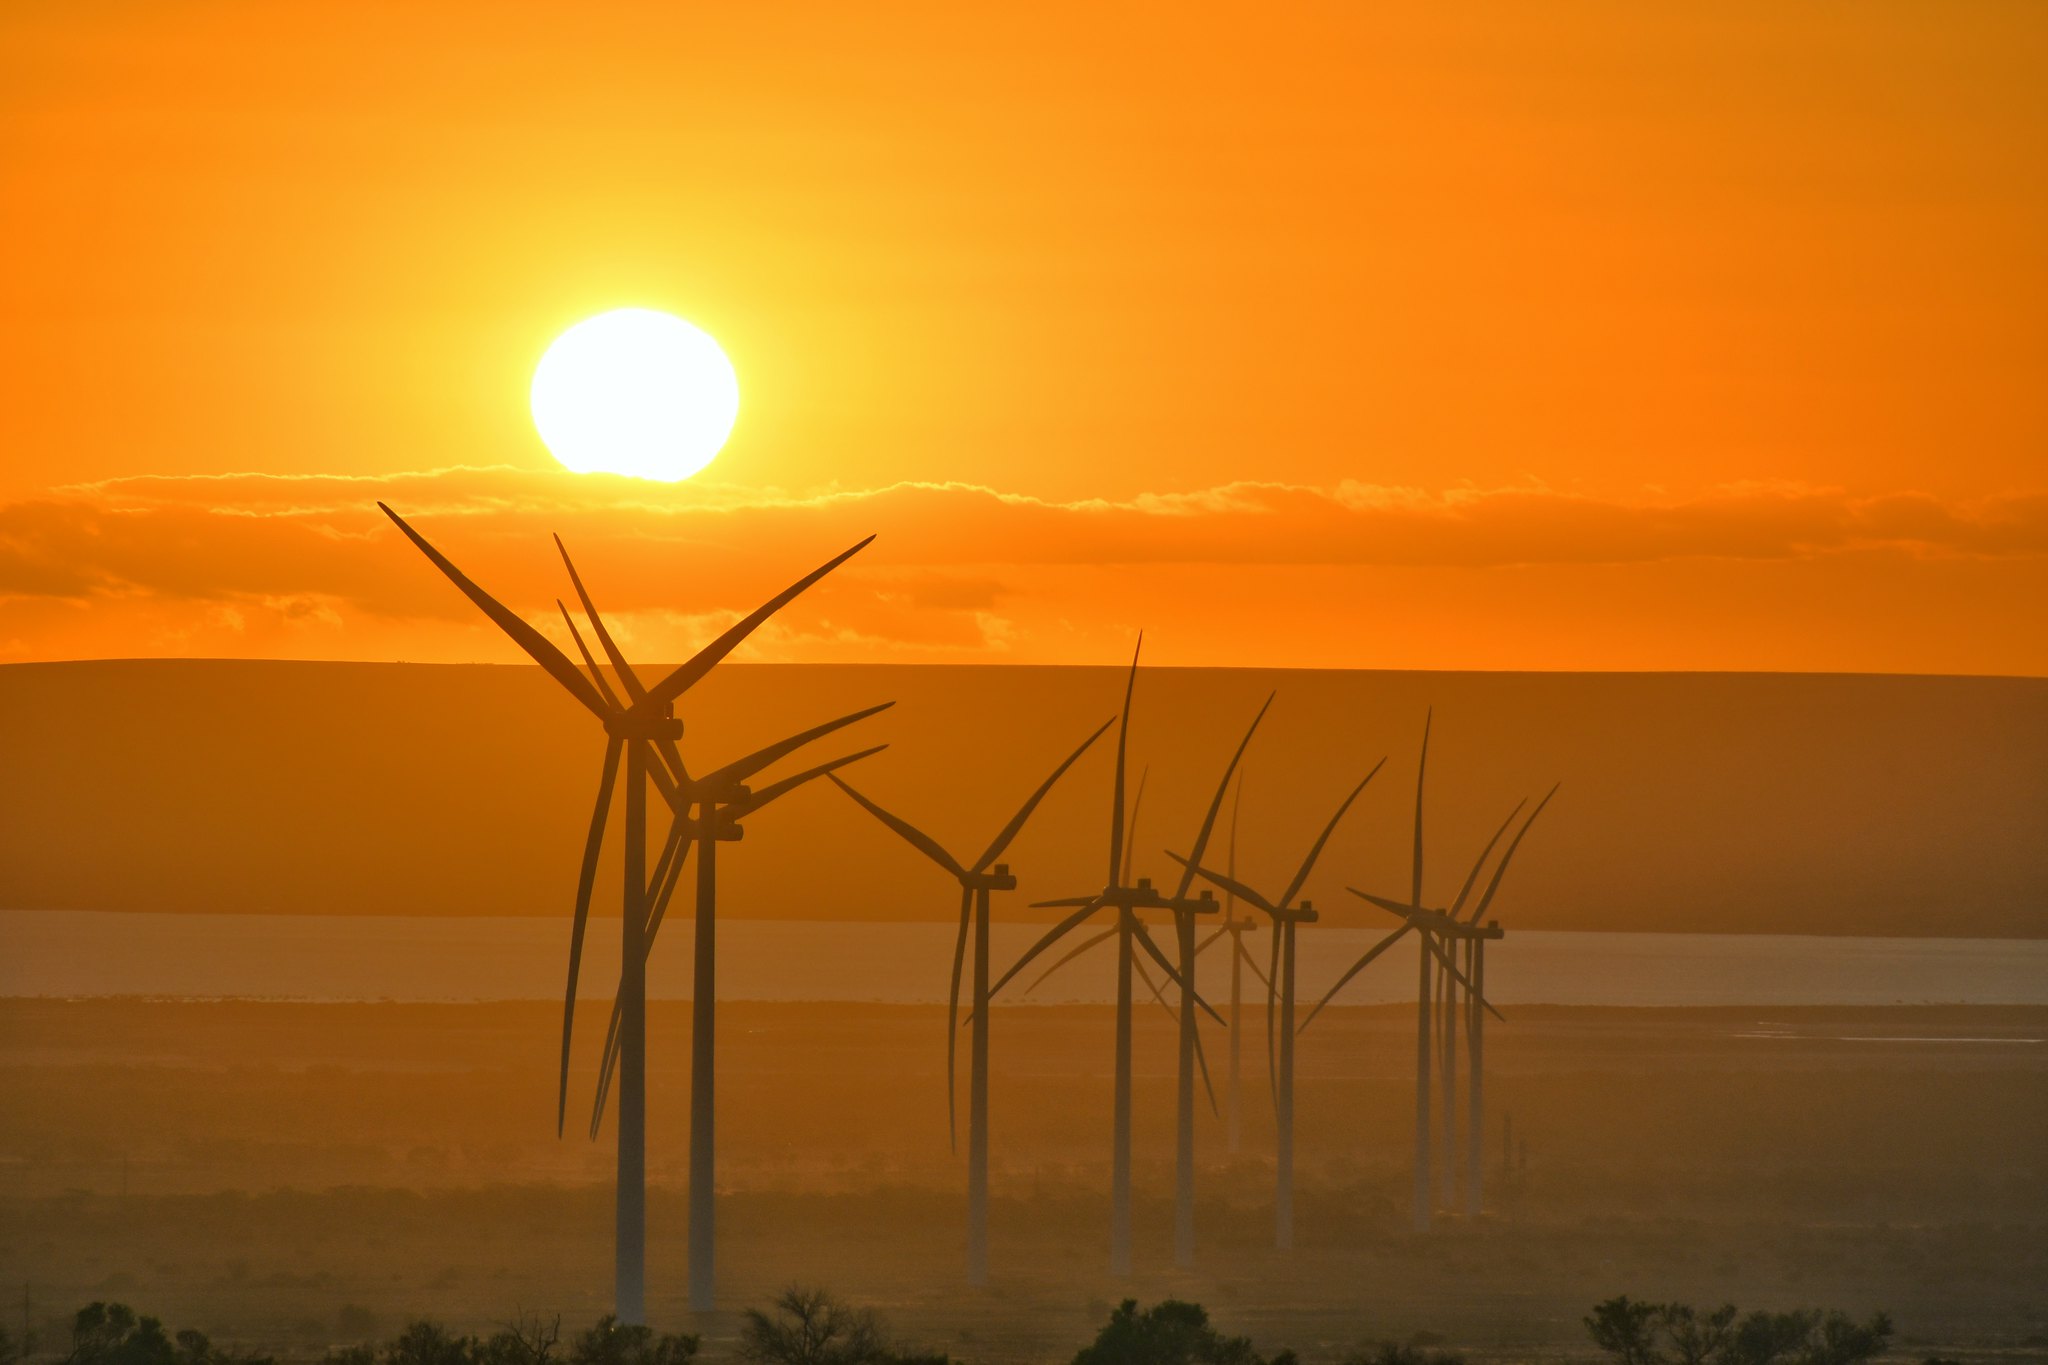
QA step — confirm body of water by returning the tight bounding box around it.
[2,909,2043,1006]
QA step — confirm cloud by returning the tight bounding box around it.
[2,466,2043,659]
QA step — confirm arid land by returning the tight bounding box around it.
[1,1000,2042,1363]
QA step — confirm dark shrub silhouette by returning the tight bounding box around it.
[737,1289,890,1365]
[1344,1345,1464,1365]
[1072,1300,1292,1365]
[1586,1299,1891,1365]
[569,1318,696,1365]
[60,1304,273,1365]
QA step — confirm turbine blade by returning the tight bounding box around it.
[972,716,1117,874]
[629,536,875,719]
[1132,920,1224,1027]
[1030,896,1100,908]
[639,814,694,951]
[825,773,968,878]
[1171,692,1274,901]
[1349,887,1422,918]
[1164,851,1278,917]
[378,503,609,719]
[1107,635,1141,888]
[1298,924,1412,1034]
[1422,931,1505,1022]
[1024,925,1118,995]
[947,885,970,1155]
[989,898,1107,999]
[558,736,622,1137]
[1468,783,1561,923]
[1237,936,1273,994]
[698,701,895,793]
[1278,756,1389,909]
[589,990,625,1140]
[1193,924,1229,957]
[1132,951,1172,1011]
[557,602,623,712]
[1412,708,1432,907]
[1448,798,1527,919]
[1121,766,1150,886]
[731,744,888,819]
[554,535,648,701]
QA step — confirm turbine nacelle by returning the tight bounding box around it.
[602,709,684,742]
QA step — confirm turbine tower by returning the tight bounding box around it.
[990,637,1256,1274]
[1169,756,1385,1249]
[824,716,1113,1285]
[379,505,885,1319]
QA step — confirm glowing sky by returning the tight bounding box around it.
[2,2,2043,672]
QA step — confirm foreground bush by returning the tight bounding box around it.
[736,1288,942,1365]
[1072,1300,1293,1365]
[1586,1297,1892,1365]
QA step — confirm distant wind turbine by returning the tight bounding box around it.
[1300,711,1551,1230]
[1170,755,1386,1249]
[989,637,1254,1274]
[824,716,1114,1286]
[379,505,886,1319]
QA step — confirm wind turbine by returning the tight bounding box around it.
[822,716,1114,1286]
[989,637,1259,1274]
[1168,756,1386,1250]
[379,505,886,1319]
[1299,712,1550,1230]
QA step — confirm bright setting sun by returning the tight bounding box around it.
[529,308,739,481]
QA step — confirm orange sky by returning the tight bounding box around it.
[2,1,2044,672]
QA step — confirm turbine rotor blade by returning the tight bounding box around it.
[1171,692,1275,902]
[1132,920,1224,1027]
[730,745,888,820]
[989,897,1107,999]
[628,536,876,720]
[825,774,967,878]
[554,535,648,701]
[1412,708,1432,907]
[1192,1011,1219,1118]
[1121,766,1150,886]
[1025,925,1117,995]
[1236,937,1273,994]
[1107,635,1141,888]
[1349,887,1423,918]
[557,602,623,712]
[947,885,971,1155]
[1193,924,1229,957]
[1278,756,1388,909]
[1448,798,1527,919]
[698,702,895,793]
[558,736,622,1137]
[378,503,608,719]
[972,716,1117,874]
[1422,931,1505,1022]
[1468,783,1561,923]
[1298,924,1413,1034]
[1165,851,1278,917]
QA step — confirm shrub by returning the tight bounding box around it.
[1585,1299,1891,1365]
[1073,1300,1289,1365]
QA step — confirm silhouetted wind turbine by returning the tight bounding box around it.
[1170,755,1386,1249]
[823,716,1113,1286]
[1299,713,1547,1231]
[379,505,885,1319]
[1189,776,1267,1156]
[987,637,1238,1275]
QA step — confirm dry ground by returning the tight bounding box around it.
[1,1000,2043,1363]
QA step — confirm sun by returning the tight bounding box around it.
[530,308,740,481]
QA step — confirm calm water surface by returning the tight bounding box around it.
[2,910,2043,1006]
